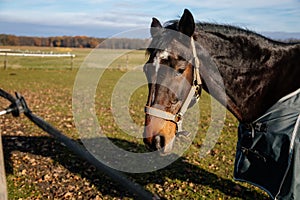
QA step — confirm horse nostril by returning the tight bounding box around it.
[154,135,165,150]
[143,135,166,151]
[143,138,153,151]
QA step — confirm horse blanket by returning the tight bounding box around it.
[234,89,300,200]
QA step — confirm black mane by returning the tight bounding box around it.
[196,22,298,46]
[159,20,299,46]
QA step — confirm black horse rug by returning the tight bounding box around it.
[234,89,300,200]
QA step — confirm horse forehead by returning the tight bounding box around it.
[158,50,169,59]
[152,50,169,73]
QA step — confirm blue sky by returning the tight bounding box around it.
[0,0,300,39]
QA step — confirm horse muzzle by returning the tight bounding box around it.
[143,134,176,154]
[143,116,177,154]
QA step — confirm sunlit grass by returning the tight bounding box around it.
[0,46,268,199]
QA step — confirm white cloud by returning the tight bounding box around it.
[167,0,298,9]
[0,10,150,29]
[0,0,299,36]
[165,0,300,32]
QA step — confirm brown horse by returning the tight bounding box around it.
[143,9,300,153]
[142,9,300,199]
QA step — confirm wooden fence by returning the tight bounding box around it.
[0,133,7,200]
[0,49,76,69]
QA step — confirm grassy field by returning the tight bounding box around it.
[0,46,147,70]
[0,46,269,199]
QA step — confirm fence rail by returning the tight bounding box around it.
[0,52,75,57]
[0,49,76,69]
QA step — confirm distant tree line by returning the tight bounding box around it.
[0,34,150,49]
[100,38,150,49]
[2,34,297,49]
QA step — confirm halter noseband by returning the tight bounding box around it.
[145,37,202,133]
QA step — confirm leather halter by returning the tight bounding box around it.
[144,37,202,133]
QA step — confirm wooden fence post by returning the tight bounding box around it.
[4,52,7,70]
[0,133,8,200]
[70,55,74,70]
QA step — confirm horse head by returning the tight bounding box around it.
[143,9,202,154]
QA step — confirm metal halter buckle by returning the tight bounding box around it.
[174,113,182,122]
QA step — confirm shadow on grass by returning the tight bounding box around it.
[2,135,269,199]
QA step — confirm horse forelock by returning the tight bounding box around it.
[146,19,190,56]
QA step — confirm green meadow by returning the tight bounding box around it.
[0,46,268,199]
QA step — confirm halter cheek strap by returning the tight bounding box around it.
[145,37,202,133]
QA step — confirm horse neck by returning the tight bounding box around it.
[196,31,300,122]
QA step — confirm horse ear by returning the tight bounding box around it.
[150,17,162,37]
[178,9,195,37]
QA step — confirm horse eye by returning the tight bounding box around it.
[178,68,185,74]
[171,98,179,104]
[176,60,187,74]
